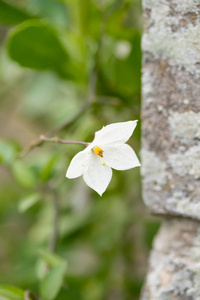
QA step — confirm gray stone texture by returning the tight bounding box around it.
[141,0,200,219]
[141,1,200,299]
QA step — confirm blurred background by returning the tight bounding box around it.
[0,0,160,299]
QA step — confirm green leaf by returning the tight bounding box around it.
[99,31,141,102]
[40,154,60,182]
[29,0,68,28]
[0,285,24,300]
[40,263,67,300]
[0,140,18,165]
[11,160,37,189]
[0,0,34,25]
[18,193,41,213]
[38,249,65,268]
[7,20,71,78]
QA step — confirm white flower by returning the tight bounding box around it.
[66,120,141,196]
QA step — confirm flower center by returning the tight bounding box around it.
[92,146,105,166]
[93,146,104,157]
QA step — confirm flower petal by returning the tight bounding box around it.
[83,154,112,196]
[93,120,138,147]
[103,144,141,170]
[66,148,90,179]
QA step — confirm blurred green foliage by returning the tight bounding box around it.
[8,21,72,78]
[0,0,160,300]
[0,0,34,25]
[0,285,25,300]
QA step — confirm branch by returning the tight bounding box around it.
[48,187,60,253]
[48,100,91,136]
[50,0,106,135]
[24,290,41,300]
[19,136,89,157]
[40,136,89,146]
[96,96,121,106]
[20,1,106,158]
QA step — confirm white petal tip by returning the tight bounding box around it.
[66,169,72,178]
[133,161,141,168]
[97,190,105,196]
[92,188,105,196]
[66,169,78,179]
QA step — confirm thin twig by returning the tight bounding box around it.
[49,187,60,253]
[20,0,106,158]
[40,135,89,147]
[48,100,91,136]
[19,136,89,157]
[24,290,41,300]
[96,96,121,106]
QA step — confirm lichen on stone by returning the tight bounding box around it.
[168,111,200,142]
[143,0,199,13]
[142,69,155,105]
[166,191,200,219]
[142,0,200,78]
[168,145,200,178]
[141,219,200,299]
[141,149,168,190]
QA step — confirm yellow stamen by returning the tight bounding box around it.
[92,146,105,166]
[93,146,104,158]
